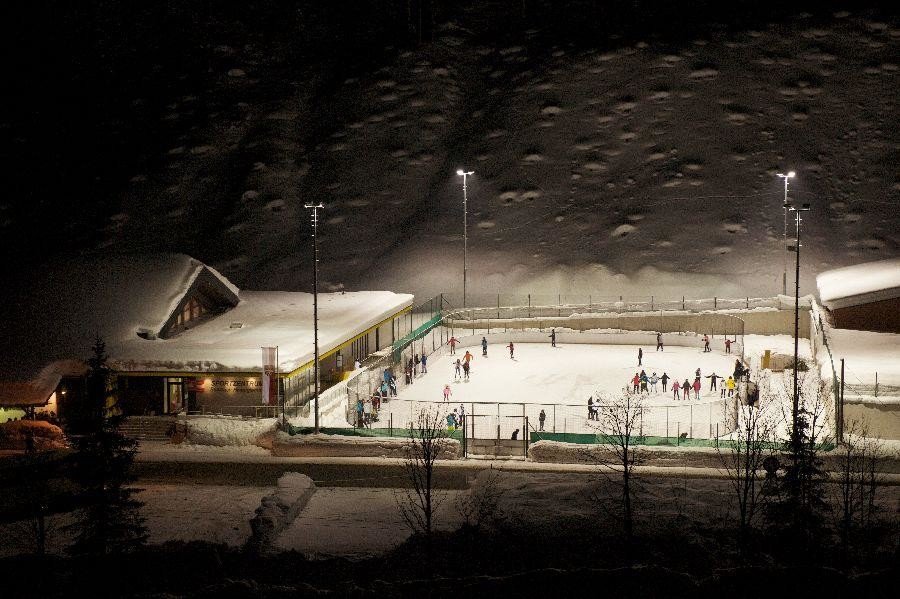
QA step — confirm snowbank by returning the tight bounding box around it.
[272,431,460,459]
[248,472,316,553]
[184,416,277,448]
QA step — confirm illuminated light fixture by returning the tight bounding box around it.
[777,171,797,295]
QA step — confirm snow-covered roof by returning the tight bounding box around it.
[816,258,900,310]
[0,253,412,406]
[110,290,414,375]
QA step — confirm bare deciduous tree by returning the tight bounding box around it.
[716,394,776,553]
[396,405,452,541]
[588,389,645,543]
[833,419,885,555]
[455,466,505,531]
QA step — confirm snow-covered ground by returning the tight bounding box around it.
[379,342,751,439]
[827,328,900,392]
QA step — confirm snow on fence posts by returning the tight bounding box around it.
[809,300,841,441]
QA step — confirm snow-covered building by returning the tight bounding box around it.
[0,254,413,417]
[816,257,900,333]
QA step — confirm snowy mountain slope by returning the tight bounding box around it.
[7,5,897,301]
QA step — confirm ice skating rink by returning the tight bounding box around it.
[380,343,742,439]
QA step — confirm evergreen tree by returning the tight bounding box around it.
[767,387,831,562]
[67,337,147,557]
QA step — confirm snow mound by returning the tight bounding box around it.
[272,431,460,459]
[185,416,277,448]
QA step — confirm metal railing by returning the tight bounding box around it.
[441,293,781,316]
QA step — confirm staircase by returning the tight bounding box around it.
[118,416,176,442]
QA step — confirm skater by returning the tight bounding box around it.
[661,372,670,392]
[726,376,736,397]
[638,347,643,366]
[464,350,474,365]
[459,404,466,431]
[463,360,471,380]
[448,336,458,354]
[481,336,488,356]
[404,361,412,384]
[454,358,462,380]
[656,332,664,351]
[389,376,398,397]
[363,398,372,428]
[733,359,745,380]
[683,379,692,400]
[539,409,546,431]
[447,411,457,431]
[380,380,389,400]
[724,338,732,354]
[414,353,420,375]
[692,377,701,400]
[640,370,649,394]
[443,384,452,402]
[631,372,640,393]
[702,334,710,353]
[549,329,557,347]
[506,341,515,358]
[650,372,659,393]
[421,353,428,374]
[588,396,595,420]
[672,379,681,400]
[383,368,392,387]
[705,371,719,392]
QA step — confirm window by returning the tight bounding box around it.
[176,296,207,327]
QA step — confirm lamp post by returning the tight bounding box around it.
[456,169,474,308]
[788,201,810,453]
[777,171,796,295]
[304,202,324,433]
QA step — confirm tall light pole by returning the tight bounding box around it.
[456,169,474,308]
[304,202,324,433]
[788,201,810,454]
[777,171,796,295]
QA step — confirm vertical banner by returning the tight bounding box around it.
[261,347,277,406]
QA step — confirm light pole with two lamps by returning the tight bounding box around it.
[456,169,474,309]
[788,200,810,454]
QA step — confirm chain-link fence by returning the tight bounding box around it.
[346,397,737,442]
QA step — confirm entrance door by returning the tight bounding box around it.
[165,378,184,413]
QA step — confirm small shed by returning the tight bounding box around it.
[816,258,900,333]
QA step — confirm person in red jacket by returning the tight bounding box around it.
[448,337,458,355]
[692,377,702,400]
[672,379,681,400]
[631,373,640,393]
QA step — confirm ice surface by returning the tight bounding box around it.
[380,341,754,439]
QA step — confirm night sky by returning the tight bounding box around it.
[2,1,897,297]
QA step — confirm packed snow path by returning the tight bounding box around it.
[378,343,743,439]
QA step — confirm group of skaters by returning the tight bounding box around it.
[626,356,746,405]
